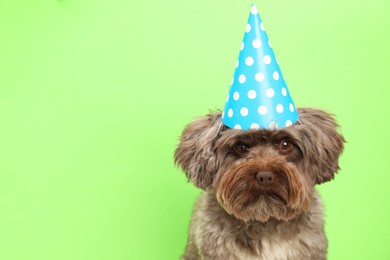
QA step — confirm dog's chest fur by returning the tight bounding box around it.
[187,191,327,260]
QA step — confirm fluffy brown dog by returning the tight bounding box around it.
[174,108,345,260]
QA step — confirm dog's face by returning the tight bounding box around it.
[175,108,345,222]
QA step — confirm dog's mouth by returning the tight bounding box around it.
[267,192,288,205]
[241,190,288,209]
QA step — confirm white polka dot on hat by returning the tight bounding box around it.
[222,4,299,130]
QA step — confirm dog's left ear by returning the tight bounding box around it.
[174,112,222,190]
[297,108,345,184]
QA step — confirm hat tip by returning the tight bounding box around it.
[250,4,259,15]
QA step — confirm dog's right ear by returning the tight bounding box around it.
[174,112,223,190]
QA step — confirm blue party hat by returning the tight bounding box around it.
[222,4,299,130]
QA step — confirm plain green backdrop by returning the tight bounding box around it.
[0,0,389,259]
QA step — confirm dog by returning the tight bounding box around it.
[174,108,345,260]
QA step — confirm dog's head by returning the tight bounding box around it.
[175,108,345,222]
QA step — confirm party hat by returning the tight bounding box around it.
[222,4,299,130]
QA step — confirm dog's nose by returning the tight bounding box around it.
[256,171,274,187]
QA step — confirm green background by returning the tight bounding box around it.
[0,0,389,259]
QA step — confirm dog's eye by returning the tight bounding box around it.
[278,140,293,154]
[232,143,249,155]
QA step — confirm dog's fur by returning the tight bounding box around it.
[174,108,345,260]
